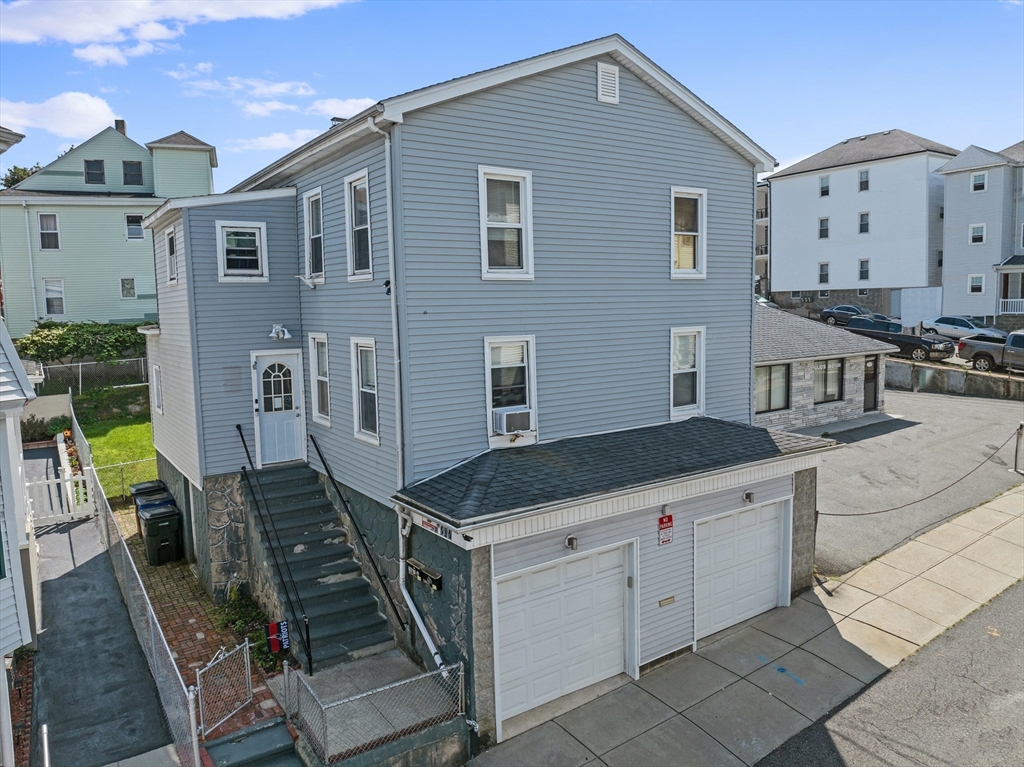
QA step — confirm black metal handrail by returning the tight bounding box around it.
[235,425,314,676]
[309,434,407,632]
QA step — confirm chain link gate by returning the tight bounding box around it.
[196,641,253,738]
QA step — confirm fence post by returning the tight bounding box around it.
[78,362,83,395]
[188,686,201,767]
[283,661,290,723]
[120,463,126,502]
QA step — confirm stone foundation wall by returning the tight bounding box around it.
[773,288,892,317]
[791,468,818,594]
[755,355,874,431]
[202,472,249,602]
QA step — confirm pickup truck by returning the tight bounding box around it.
[956,332,1024,372]
[845,317,955,361]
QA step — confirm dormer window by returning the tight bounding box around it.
[123,161,143,186]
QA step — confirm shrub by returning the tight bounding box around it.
[15,321,148,363]
[211,588,288,672]
[20,414,74,442]
[73,387,149,424]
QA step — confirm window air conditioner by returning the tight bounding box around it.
[493,407,532,435]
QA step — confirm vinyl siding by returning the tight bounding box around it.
[184,200,301,476]
[927,155,945,288]
[17,128,155,194]
[0,202,160,338]
[290,136,400,505]
[148,213,202,486]
[491,475,793,665]
[397,56,756,482]
[0,415,29,656]
[152,148,214,199]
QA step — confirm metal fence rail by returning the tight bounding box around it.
[95,458,159,502]
[38,357,147,395]
[294,663,464,764]
[197,642,253,737]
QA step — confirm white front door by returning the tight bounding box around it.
[693,502,786,641]
[495,545,626,723]
[253,351,305,467]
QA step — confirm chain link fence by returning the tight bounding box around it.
[37,357,147,395]
[197,642,254,737]
[293,663,464,763]
[95,458,159,503]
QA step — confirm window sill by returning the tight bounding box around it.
[312,415,331,427]
[670,407,703,422]
[670,271,707,281]
[218,275,269,283]
[481,272,534,281]
[348,273,373,283]
[488,431,538,449]
[354,431,380,446]
[307,275,326,285]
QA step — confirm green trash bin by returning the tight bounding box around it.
[138,505,182,566]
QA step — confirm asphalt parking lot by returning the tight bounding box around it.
[814,389,1023,575]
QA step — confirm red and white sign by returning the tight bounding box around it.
[658,514,673,545]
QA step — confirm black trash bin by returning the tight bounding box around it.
[138,505,182,566]
[132,489,175,538]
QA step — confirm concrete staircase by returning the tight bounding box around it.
[205,718,301,767]
[246,464,394,673]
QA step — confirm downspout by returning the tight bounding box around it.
[398,511,445,670]
[23,202,39,319]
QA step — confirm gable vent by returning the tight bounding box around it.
[597,62,619,105]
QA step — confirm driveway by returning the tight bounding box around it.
[815,389,1022,575]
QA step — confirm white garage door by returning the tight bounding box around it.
[496,546,625,721]
[694,503,782,640]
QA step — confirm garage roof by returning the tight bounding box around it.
[395,418,833,525]
[755,305,898,364]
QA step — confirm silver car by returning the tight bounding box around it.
[921,316,1008,340]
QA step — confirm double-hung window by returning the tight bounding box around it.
[971,172,987,193]
[819,263,829,284]
[309,333,330,425]
[123,161,143,186]
[38,213,60,250]
[859,212,869,234]
[819,176,830,197]
[818,217,829,239]
[345,171,371,280]
[125,214,145,240]
[968,275,984,294]
[479,166,534,279]
[43,278,65,316]
[84,159,105,184]
[120,277,136,299]
[165,228,178,284]
[304,187,325,282]
[970,224,986,245]
[755,364,789,414]
[351,338,378,442]
[216,221,268,281]
[670,328,704,419]
[859,170,869,191]
[813,358,844,403]
[859,259,870,281]
[152,364,164,414]
[485,337,537,446]
[671,186,707,278]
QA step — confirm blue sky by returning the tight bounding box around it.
[1,0,1021,190]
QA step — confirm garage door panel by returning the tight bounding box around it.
[596,547,623,572]
[496,575,525,603]
[528,564,561,594]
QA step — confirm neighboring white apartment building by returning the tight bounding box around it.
[756,180,769,295]
[769,130,958,318]
[936,141,1024,329]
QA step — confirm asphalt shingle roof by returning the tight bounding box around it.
[770,129,958,179]
[1000,255,1024,267]
[145,130,214,148]
[396,418,833,524]
[754,305,898,363]
[1000,141,1024,164]
[0,188,156,198]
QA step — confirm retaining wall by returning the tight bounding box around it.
[885,359,1024,401]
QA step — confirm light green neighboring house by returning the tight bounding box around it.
[0,121,217,338]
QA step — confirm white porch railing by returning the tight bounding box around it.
[999,298,1024,315]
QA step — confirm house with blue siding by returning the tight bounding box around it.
[142,36,835,751]
[0,122,216,338]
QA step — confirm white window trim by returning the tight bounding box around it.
[216,220,269,282]
[124,213,146,240]
[350,337,380,445]
[818,262,830,284]
[858,288,869,297]
[858,212,870,235]
[42,277,65,317]
[819,175,830,196]
[165,226,178,285]
[969,223,986,245]
[970,171,988,193]
[818,290,830,298]
[818,217,829,239]
[120,277,137,300]
[670,186,708,280]
[484,335,539,449]
[858,169,869,191]
[479,166,535,281]
[968,274,985,295]
[859,259,870,281]
[309,332,330,426]
[344,170,373,282]
[152,364,163,414]
[670,327,705,421]
[596,61,620,104]
[38,212,60,251]
[303,186,325,283]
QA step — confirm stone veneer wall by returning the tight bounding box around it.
[201,471,249,602]
[791,467,818,594]
[754,354,886,432]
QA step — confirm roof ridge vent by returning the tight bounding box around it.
[841,139,849,144]
[859,136,867,140]
[883,130,891,135]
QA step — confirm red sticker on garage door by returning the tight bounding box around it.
[658,514,673,545]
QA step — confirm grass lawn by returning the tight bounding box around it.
[81,415,155,466]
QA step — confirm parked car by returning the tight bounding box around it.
[956,332,1024,372]
[846,317,955,361]
[821,304,873,326]
[755,295,780,309]
[921,316,1008,340]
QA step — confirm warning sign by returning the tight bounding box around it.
[658,514,673,546]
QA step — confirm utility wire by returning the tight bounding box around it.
[818,429,1019,518]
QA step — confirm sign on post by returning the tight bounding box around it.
[658,514,674,545]
[266,620,290,652]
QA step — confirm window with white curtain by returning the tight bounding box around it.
[39,213,60,250]
[43,278,65,315]
[755,364,789,413]
[671,187,707,278]
[479,167,533,279]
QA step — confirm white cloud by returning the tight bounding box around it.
[0,92,118,139]
[228,129,322,152]
[307,98,377,119]
[2,0,349,65]
[240,100,300,118]
[178,74,315,98]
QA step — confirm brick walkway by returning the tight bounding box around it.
[8,651,33,767]
[111,505,284,742]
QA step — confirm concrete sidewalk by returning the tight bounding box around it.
[467,485,1023,767]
